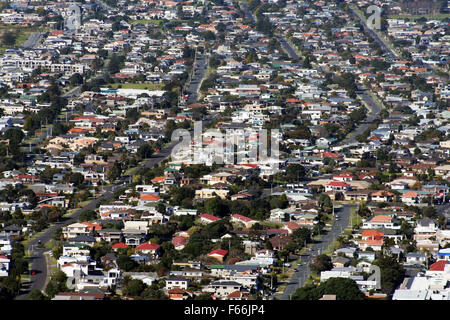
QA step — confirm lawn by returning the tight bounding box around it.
[387,13,450,21]
[0,25,49,53]
[129,19,163,25]
[106,82,163,90]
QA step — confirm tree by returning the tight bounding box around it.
[64,172,84,186]
[310,254,333,273]
[45,271,68,298]
[137,144,153,159]
[292,277,365,300]
[285,164,306,182]
[107,162,122,182]
[2,31,16,46]
[79,210,97,222]
[0,276,20,299]
[69,73,83,86]
[373,254,404,296]
[122,278,146,297]
[293,227,311,246]
[27,289,46,300]
[117,255,138,272]
[4,128,24,146]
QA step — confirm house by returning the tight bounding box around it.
[436,230,450,247]
[0,255,10,277]
[207,249,228,263]
[204,280,243,297]
[414,218,438,242]
[135,242,161,257]
[325,181,351,192]
[167,288,192,300]
[231,214,257,228]
[111,242,128,251]
[138,193,161,206]
[227,291,249,300]
[371,191,395,202]
[344,190,373,202]
[332,256,351,268]
[283,221,301,235]
[405,253,427,265]
[362,215,400,230]
[172,236,187,250]
[198,213,221,224]
[436,248,450,261]
[165,277,190,290]
[401,191,420,205]
[62,222,91,239]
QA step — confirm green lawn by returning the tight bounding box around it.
[106,83,163,90]
[387,13,450,21]
[130,19,163,25]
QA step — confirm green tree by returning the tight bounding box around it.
[310,254,333,273]
[2,31,16,46]
[122,278,146,297]
[106,162,122,182]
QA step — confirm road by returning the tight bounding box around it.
[240,2,255,24]
[22,32,45,49]
[343,88,382,144]
[348,6,398,60]
[185,52,209,105]
[277,36,299,60]
[280,204,355,299]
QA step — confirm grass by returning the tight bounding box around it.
[0,25,50,53]
[63,200,92,218]
[129,19,163,25]
[347,206,362,232]
[22,229,48,248]
[106,83,163,90]
[387,13,450,21]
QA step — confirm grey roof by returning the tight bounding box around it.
[69,235,96,243]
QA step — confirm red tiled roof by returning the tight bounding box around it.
[429,260,449,271]
[199,213,220,221]
[232,214,255,223]
[140,194,161,201]
[136,242,160,251]
[112,242,127,249]
[208,249,228,257]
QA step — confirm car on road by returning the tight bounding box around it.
[293,268,298,272]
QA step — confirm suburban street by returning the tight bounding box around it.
[185,52,209,105]
[348,6,398,60]
[344,88,382,145]
[22,32,45,49]
[280,204,355,299]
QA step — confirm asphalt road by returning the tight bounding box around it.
[241,2,255,24]
[185,53,209,105]
[280,204,355,300]
[343,89,382,144]
[277,36,299,60]
[22,32,45,49]
[348,7,397,60]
